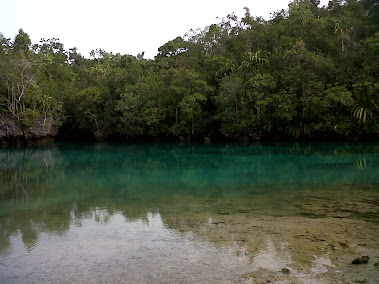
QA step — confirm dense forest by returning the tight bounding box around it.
[0,0,378,143]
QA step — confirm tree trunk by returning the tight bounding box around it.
[235,98,239,124]
[342,38,344,52]
[191,114,194,135]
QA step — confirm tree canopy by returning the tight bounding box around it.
[0,0,378,142]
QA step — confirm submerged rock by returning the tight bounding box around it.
[352,256,369,264]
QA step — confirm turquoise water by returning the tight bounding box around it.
[0,142,378,283]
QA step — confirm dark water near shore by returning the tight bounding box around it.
[0,142,378,283]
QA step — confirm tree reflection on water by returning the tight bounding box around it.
[0,142,378,282]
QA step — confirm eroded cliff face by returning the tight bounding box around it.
[0,116,57,144]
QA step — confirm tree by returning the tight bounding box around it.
[13,29,31,53]
[214,74,244,135]
[156,37,189,58]
[1,0,378,141]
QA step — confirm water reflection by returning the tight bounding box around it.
[0,142,378,282]
[0,212,252,283]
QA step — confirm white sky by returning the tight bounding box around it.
[0,0,329,59]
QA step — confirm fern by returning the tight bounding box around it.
[287,121,312,138]
[353,104,370,123]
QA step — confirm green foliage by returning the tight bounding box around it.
[287,121,312,138]
[353,104,372,123]
[71,86,106,133]
[19,109,40,129]
[116,92,145,137]
[1,0,378,141]
[215,74,244,135]
[13,29,31,53]
[157,37,189,58]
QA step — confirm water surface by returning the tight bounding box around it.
[0,142,378,283]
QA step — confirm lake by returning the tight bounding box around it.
[0,142,378,283]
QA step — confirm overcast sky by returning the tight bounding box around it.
[1,0,329,58]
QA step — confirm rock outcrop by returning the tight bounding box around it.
[0,116,57,144]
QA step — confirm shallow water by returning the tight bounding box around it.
[0,142,378,283]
